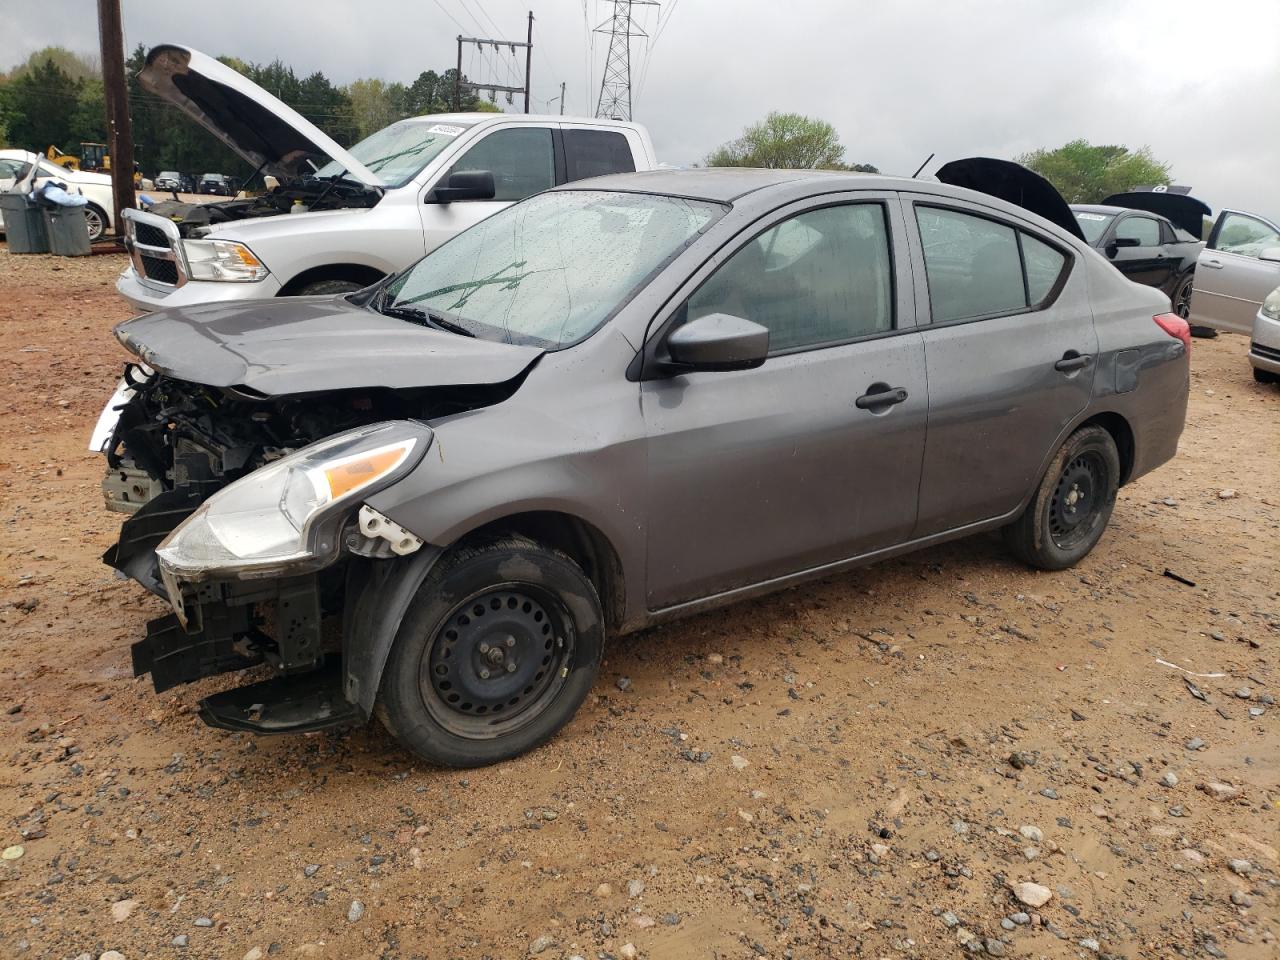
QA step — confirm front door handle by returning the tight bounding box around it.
[1054,352,1093,373]
[855,384,909,410]
[1202,258,1224,269]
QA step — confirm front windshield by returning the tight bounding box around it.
[382,189,724,348]
[315,119,474,187]
[1074,210,1116,244]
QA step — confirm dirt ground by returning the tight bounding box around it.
[0,246,1276,960]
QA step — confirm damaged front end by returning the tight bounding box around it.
[97,370,446,734]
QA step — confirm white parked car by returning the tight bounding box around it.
[116,44,657,312]
[0,149,116,241]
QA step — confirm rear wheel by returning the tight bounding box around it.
[1003,425,1120,570]
[83,204,107,243]
[1254,366,1280,385]
[375,537,604,767]
[1172,271,1194,320]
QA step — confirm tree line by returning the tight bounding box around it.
[0,46,499,178]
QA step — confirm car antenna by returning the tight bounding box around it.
[911,153,935,179]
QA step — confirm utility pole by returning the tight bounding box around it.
[524,11,533,114]
[97,0,135,236]
[594,0,658,121]
[453,12,534,114]
[559,81,566,115]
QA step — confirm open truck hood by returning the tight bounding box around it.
[1101,190,1212,240]
[138,44,382,187]
[936,157,1086,241]
[114,297,543,396]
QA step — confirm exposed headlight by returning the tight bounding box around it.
[1262,286,1280,321]
[156,421,431,580]
[182,238,269,281]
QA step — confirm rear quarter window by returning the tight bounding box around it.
[563,129,636,182]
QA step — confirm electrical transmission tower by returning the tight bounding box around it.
[594,0,658,121]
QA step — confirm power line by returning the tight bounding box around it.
[594,0,659,121]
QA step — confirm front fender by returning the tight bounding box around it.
[342,547,443,718]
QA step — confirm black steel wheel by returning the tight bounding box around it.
[419,586,573,739]
[376,537,604,767]
[1003,425,1120,570]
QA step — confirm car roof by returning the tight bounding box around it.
[553,167,883,203]
[402,112,644,130]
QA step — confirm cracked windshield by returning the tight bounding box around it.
[383,190,723,348]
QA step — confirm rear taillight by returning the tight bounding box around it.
[1154,312,1191,352]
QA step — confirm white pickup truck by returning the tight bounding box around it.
[118,44,658,312]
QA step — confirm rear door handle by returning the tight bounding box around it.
[1054,352,1093,373]
[1202,258,1224,269]
[855,385,909,410]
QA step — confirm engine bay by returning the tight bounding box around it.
[148,176,381,237]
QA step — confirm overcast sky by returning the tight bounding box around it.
[6,0,1278,217]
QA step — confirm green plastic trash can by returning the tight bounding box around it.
[44,207,92,257]
[1,192,50,254]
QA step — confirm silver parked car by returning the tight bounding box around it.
[1189,209,1280,340]
[94,164,1190,766]
[1250,284,1280,384]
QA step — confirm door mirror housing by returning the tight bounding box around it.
[1104,236,1141,258]
[430,170,496,204]
[1259,246,1280,264]
[663,313,769,374]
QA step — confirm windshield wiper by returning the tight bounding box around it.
[379,301,475,338]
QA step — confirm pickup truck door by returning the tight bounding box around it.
[419,125,556,256]
[1191,210,1280,334]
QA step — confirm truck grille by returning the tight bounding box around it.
[123,208,186,290]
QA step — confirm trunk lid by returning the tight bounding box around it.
[1100,189,1212,240]
[114,296,544,396]
[138,44,382,187]
[936,157,1086,241]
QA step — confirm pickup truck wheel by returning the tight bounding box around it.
[1003,425,1120,571]
[295,278,364,296]
[1254,366,1280,385]
[375,537,604,767]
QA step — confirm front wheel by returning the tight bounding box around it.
[375,537,604,767]
[1254,366,1280,385]
[295,278,365,296]
[1003,425,1120,571]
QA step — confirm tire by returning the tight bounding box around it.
[1172,271,1194,320]
[1254,366,1280,385]
[375,537,604,767]
[83,204,107,243]
[1003,425,1121,571]
[295,278,365,296]
[1189,325,1218,339]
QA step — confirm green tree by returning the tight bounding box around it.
[4,56,83,152]
[1015,139,1171,203]
[346,78,397,139]
[706,111,872,170]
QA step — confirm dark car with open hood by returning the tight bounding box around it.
[95,163,1190,766]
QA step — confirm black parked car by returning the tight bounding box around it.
[1071,190,1211,322]
[198,173,232,196]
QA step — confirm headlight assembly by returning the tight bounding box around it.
[1262,286,1280,321]
[182,238,270,281]
[156,421,431,581]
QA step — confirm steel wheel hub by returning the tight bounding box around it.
[1049,454,1102,547]
[422,588,568,733]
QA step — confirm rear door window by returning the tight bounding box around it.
[563,129,636,182]
[915,206,1069,322]
[447,127,554,202]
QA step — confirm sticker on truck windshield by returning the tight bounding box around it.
[426,124,465,136]
[1075,213,1108,221]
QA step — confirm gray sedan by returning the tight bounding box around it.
[96,166,1190,766]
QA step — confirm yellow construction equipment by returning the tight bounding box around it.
[79,142,143,188]
[45,145,81,171]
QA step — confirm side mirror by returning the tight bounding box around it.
[431,170,496,204]
[664,313,769,373]
[1259,247,1280,264]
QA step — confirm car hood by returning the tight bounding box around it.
[1100,190,1212,240]
[936,157,1086,241]
[138,44,382,188]
[114,296,544,396]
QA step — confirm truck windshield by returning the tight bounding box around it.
[316,119,476,187]
[382,189,724,349]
